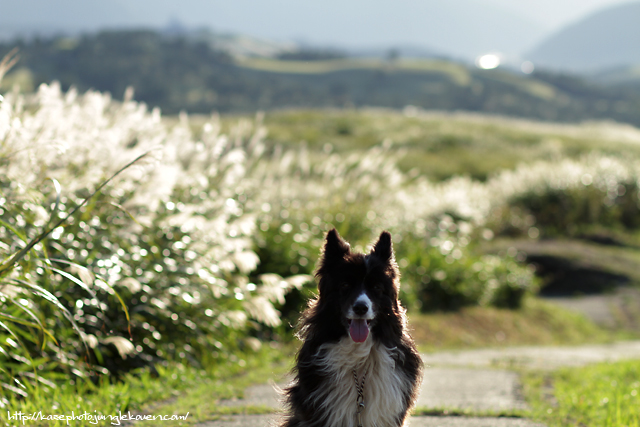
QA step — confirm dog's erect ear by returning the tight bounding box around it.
[322,228,350,262]
[371,231,394,261]
[316,229,351,297]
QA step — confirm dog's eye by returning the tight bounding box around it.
[341,282,350,290]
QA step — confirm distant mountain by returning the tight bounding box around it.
[3,30,640,127]
[527,1,640,73]
[592,64,640,86]
[0,0,547,61]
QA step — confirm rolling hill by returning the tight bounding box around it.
[1,30,639,126]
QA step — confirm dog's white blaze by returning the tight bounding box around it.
[347,293,374,320]
[307,337,412,427]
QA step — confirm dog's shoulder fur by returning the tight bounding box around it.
[281,229,423,427]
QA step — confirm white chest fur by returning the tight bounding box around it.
[307,336,412,427]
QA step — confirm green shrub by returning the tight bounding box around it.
[482,153,640,239]
[495,182,640,238]
[398,235,538,312]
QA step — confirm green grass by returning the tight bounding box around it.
[1,346,291,427]
[197,109,640,181]
[141,349,291,425]
[411,297,617,352]
[524,360,640,427]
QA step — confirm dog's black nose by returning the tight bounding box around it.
[353,302,369,316]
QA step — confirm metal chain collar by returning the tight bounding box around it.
[352,368,367,427]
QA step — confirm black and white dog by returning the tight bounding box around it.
[282,229,423,427]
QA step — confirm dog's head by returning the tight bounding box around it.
[314,228,402,344]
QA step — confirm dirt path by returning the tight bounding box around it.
[197,340,640,427]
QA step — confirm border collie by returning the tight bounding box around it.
[281,229,423,427]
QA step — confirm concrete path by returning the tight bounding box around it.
[416,368,528,411]
[199,340,640,427]
[201,414,545,427]
[421,340,640,370]
[216,368,528,413]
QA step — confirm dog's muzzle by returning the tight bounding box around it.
[348,296,373,343]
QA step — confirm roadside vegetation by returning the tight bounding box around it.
[2,61,640,424]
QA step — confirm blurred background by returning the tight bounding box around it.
[1,1,640,425]
[1,0,640,119]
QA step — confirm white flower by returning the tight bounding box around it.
[103,336,135,359]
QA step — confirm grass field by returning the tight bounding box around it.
[524,360,640,427]
[411,298,618,352]
[196,108,640,181]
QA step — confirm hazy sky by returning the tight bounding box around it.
[483,0,632,29]
[1,0,632,32]
[115,0,635,58]
[114,0,632,32]
[1,0,636,59]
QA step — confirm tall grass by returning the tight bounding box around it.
[0,83,306,404]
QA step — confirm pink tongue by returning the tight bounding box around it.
[349,319,369,343]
